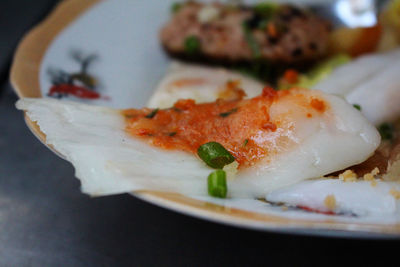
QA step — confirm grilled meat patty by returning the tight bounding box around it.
[160,2,331,64]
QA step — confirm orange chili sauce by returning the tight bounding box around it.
[123,87,327,167]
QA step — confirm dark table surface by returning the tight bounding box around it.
[1,1,399,266]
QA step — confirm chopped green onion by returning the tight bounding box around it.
[242,22,261,59]
[124,114,135,119]
[235,61,273,81]
[184,36,201,54]
[208,170,227,198]
[198,142,235,169]
[386,0,400,27]
[378,123,394,141]
[243,139,249,147]
[253,2,279,18]
[219,108,238,118]
[257,19,270,30]
[353,104,361,111]
[171,2,182,13]
[145,108,159,119]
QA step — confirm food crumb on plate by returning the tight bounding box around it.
[370,180,378,187]
[363,167,380,184]
[324,194,336,210]
[389,188,400,199]
[324,195,336,210]
[339,169,357,182]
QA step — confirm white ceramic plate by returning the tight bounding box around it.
[11,0,400,238]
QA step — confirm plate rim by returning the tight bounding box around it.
[9,0,400,238]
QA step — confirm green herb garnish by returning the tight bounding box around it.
[145,108,159,119]
[243,139,249,147]
[208,170,227,198]
[171,2,182,13]
[184,36,201,54]
[219,108,238,118]
[198,142,235,169]
[242,22,261,58]
[378,123,394,141]
[124,114,135,119]
[253,2,279,18]
[168,132,177,137]
[257,19,270,30]
[353,104,361,111]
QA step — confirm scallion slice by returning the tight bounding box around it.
[171,2,182,13]
[242,22,261,58]
[208,170,227,198]
[184,36,201,54]
[353,104,361,111]
[145,108,159,119]
[243,139,249,147]
[219,108,238,118]
[253,2,279,18]
[378,122,394,141]
[197,142,235,169]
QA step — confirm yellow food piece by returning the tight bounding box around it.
[324,195,336,210]
[329,25,382,57]
[377,27,400,52]
[339,170,357,182]
[378,0,400,51]
[329,27,364,55]
[371,167,380,176]
[363,167,380,181]
[382,0,400,28]
[389,188,400,199]
[363,173,374,181]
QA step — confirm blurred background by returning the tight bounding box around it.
[0,0,399,266]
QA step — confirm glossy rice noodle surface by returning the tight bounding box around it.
[313,49,400,126]
[147,62,264,109]
[125,87,330,167]
[16,87,379,198]
[267,179,400,218]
